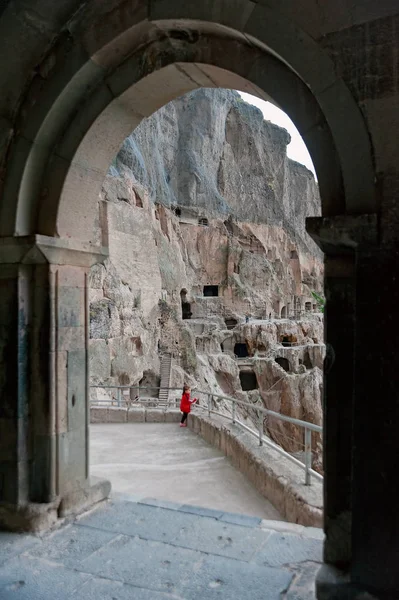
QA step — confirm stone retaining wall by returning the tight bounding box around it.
[90,406,181,423]
[188,411,323,527]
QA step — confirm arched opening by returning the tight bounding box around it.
[275,357,290,372]
[305,302,312,312]
[198,217,209,226]
[234,343,249,358]
[3,3,399,598]
[239,371,258,391]
[0,7,375,577]
[281,306,287,318]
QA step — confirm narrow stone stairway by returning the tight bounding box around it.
[159,353,172,405]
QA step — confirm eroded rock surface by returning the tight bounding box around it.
[90,89,324,467]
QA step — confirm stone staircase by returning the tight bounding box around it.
[159,353,172,405]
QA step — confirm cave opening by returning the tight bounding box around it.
[198,217,209,226]
[281,336,290,347]
[281,306,287,318]
[182,302,192,320]
[225,318,238,330]
[305,301,312,312]
[239,371,258,391]
[203,285,219,297]
[275,357,290,372]
[234,343,249,358]
[180,289,192,320]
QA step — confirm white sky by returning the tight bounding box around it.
[239,92,316,177]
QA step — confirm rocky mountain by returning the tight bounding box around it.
[89,89,324,466]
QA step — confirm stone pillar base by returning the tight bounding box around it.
[58,477,111,519]
[0,477,111,532]
[316,565,379,600]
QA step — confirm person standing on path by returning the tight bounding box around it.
[180,384,197,427]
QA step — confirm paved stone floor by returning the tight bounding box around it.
[90,423,282,520]
[0,497,323,599]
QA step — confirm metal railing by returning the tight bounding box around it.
[90,385,323,486]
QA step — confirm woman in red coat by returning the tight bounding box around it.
[180,384,197,427]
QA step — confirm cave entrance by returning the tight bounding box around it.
[180,289,192,320]
[239,371,258,391]
[281,306,287,318]
[234,343,249,358]
[275,357,290,372]
[182,302,192,320]
[305,302,312,312]
[225,318,238,330]
[203,285,219,297]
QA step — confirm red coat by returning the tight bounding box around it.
[180,392,193,413]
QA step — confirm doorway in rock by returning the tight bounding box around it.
[180,289,192,320]
[239,371,258,391]
[203,285,219,297]
[234,343,250,358]
[275,357,290,372]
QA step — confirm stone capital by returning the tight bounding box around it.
[0,235,108,267]
[306,214,378,255]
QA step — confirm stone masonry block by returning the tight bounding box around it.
[90,407,108,423]
[127,408,145,422]
[107,407,127,423]
[145,409,165,423]
[164,410,181,423]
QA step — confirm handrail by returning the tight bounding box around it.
[90,384,323,485]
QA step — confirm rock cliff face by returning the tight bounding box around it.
[89,89,324,466]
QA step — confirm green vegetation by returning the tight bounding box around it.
[311,291,325,313]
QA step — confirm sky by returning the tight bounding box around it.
[239,92,316,176]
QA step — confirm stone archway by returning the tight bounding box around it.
[0,12,376,239]
[0,8,367,530]
[4,4,399,598]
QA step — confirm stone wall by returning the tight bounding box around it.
[188,412,322,527]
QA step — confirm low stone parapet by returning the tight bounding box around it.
[90,406,181,424]
[188,411,323,527]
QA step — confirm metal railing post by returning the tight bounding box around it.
[304,427,312,485]
[258,413,263,446]
[232,399,236,424]
[208,394,211,417]
[117,387,121,407]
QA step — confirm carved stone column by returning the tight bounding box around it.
[0,235,111,531]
